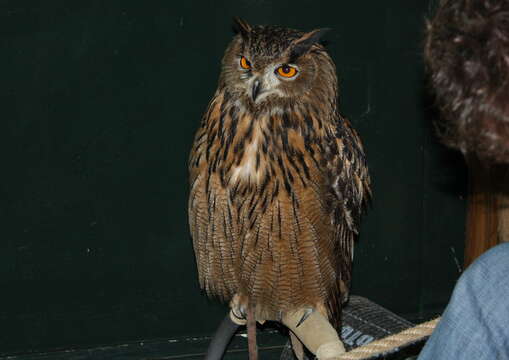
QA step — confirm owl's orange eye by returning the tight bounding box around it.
[276,64,298,78]
[240,56,251,70]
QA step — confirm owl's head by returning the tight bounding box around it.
[219,18,336,109]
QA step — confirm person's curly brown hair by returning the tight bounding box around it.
[425,0,509,163]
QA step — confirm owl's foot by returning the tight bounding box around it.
[229,294,248,325]
[229,307,247,326]
[282,308,346,360]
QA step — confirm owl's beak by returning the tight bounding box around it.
[251,79,262,102]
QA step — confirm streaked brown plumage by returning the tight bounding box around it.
[188,19,371,330]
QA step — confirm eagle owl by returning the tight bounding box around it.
[188,18,370,357]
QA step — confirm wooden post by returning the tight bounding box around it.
[464,156,504,267]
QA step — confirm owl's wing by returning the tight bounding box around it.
[188,93,240,300]
[329,117,371,232]
[324,116,371,329]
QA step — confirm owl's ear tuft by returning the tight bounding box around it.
[289,28,330,61]
[232,17,252,39]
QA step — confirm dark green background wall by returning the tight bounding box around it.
[1,0,465,356]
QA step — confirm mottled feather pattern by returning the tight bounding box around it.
[188,23,371,328]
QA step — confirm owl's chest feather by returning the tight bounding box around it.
[192,96,335,202]
[230,124,265,183]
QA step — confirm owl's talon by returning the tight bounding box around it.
[231,306,246,320]
[229,294,248,325]
[240,305,248,318]
[229,307,247,326]
[296,308,314,328]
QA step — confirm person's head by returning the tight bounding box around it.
[425,0,509,163]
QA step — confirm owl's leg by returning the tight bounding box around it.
[282,308,345,360]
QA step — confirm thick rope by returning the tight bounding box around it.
[336,317,441,360]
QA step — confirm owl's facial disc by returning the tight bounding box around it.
[245,63,300,104]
